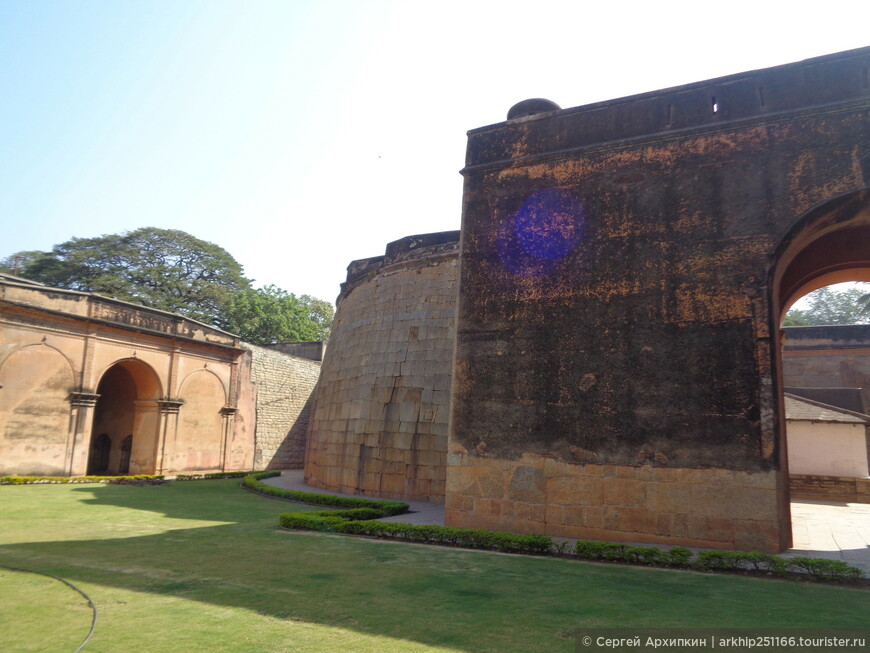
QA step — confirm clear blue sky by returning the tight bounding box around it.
[1,0,867,304]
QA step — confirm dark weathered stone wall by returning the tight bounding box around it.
[448,47,870,551]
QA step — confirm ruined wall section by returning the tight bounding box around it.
[304,232,459,502]
[243,343,321,470]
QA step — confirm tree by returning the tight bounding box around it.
[1,228,334,342]
[783,284,870,326]
[225,286,333,345]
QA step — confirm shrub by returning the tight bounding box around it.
[663,546,693,566]
[176,471,255,480]
[785,557,863,582]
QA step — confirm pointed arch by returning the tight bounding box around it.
[772,188,870,316]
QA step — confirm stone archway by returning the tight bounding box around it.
[89,359,162,475]
[771,188,870,512]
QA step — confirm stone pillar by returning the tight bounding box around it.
[67,391,99,476]
[220,406,237,472]
[155,399,183,474]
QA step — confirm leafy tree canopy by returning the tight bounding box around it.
[225,285,333,344]
[783,284,870,326]
[1,227,333,344]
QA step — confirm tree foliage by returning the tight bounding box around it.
[783,284,870,326]
[225,286,333,345]
[1,228,333,344]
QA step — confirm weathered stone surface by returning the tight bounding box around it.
[304,233,459,502]
[447,47,870,552]
[244,343,321,470]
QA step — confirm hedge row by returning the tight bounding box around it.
[0,474,164,485]
[572,540,862,581]
[279,509,553,554]
[242,471,409,516]
[175,471,256,481]
[250,469,863,584]
[1,471,262,485]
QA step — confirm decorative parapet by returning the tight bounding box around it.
[0,277,241,349]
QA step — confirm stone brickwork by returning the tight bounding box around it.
[244,343,321,470]
[304,232,459,502]
[446,454,782,550]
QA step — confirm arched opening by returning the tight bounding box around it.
[772,188,870,550]
[89,359,162,475]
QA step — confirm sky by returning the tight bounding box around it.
[1,1,868,305]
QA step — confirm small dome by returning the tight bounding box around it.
[507,98,561,120]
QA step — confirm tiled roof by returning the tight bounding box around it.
[784,393,870,424]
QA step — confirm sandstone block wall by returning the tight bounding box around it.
[304,232,459,502]
[244,343,321,470]
[446,454,782,550]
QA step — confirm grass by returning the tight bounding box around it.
[0,479,867,652]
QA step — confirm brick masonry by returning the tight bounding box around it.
[244,343,321,470]
[790,474,870,503]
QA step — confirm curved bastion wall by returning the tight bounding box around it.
[303,231,460,502]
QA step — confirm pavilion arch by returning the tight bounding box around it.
[0,343,76,475]
[89,358,163,475]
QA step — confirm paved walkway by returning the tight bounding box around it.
[264,470,870,574]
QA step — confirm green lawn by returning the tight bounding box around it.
[0,479,867,652]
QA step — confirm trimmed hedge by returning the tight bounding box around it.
[571,540,863,583]
[0,474,164,485]
[242,471,409,516]
[236,473,864,583]
[175,471,257,481]
[279,509,553,554]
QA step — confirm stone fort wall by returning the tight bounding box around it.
[304,232,459,502]
[243,343,321,470]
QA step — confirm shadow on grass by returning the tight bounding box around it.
[1,480,868,652]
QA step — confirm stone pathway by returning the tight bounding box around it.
[264,470,870,574]
[789,499,870,574]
